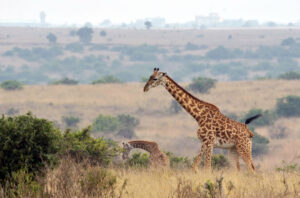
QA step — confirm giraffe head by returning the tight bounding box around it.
[143,68,167,92]
[122,142,133,160]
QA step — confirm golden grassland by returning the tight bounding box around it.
[1,79,300,167]
[30,158,300,198]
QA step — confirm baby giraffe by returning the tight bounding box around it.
[122,140,170,167]
[143,68,261,173]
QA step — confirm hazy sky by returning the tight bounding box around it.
[1,0,299,25]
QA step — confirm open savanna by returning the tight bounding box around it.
[1,79,300,169]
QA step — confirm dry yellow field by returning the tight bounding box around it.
[1,79,300,168]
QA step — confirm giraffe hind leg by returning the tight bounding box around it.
[236,141,255,173]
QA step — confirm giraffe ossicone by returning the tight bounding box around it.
[144,68,261,173]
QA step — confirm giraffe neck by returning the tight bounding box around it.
[164,75,219,121]
[129,141,159,154]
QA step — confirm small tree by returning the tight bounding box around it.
[278,71,300,80]
[62,116,80,128]
[91,75,122,84]
[276,95,300,117]
[0,80,23,90]
[76,27,94,44]
[46,33,57,43]
[100,30,107,37]
[188,77,216,93]
[92,114,119,133]
[51,77,78,85]
[144,21,152,30]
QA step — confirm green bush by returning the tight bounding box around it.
[91,75,122,84]
[276,95,300,117]
[65,43,84,52]
[99,30,107,37]
[166,152,191,168]
[281,37,296,46]
[241,108,277,126]
[188,77,216,93]
[46,33,57,43]
[76,27,94,44]
[126,152,149,168]
[51,77,79,85]
[250,126,269,157]
[0,80,23,90]
[117,114,139,129]
[62,116,80,128]
[278,71,300,80]
[211,154,230,170]
[62,127,120,165]
[0,112,62,183]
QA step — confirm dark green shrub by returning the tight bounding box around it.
[99,30,107,37]
[281,37,296,46]
[276,95,300,117]
[250,126,269,157]
[126,152,149,168]
[278,71,300,80]
[62,116,80,128]
[166,152,191,168]
[241,108,277,126]
[206,46,235,60]
[62,127,120,165]
[188,77,216,93]
[211,154,230,169]
[91,75,122,84]
[65,43,84,52]
[169,100,182,114]
[0,80,23,90]
[0,112,62,183]
[46,33,57,43]
[80,168,117,197]
[51,77,79,85]
[76,27,94,44]
[92,114,119,132]
[117,114,139,129]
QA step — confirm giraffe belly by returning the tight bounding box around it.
[214,137,235,149]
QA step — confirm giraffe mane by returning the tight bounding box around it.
[166,75,219,111]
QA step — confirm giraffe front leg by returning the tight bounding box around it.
[204,143,213,170]
[193,144,205,173]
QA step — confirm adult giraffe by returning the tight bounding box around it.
[143,68,261,173]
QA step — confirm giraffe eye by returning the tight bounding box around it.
[153,78,158,81]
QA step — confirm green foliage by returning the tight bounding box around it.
[92,114,139,133]
[211,154,230,169]
[169,100,182,114]
[205,46,240,60]
[241,108,277,126]
[65,42,84,52]
[276,159,300,172]
[92,114,119,132]
[51,77,79,85]
[99,30,107,37]
[46,33,57,43]
[0,80,23,90]
[278,71,300,80]
[76,27,94,44]
[189,77,216,93]
[0,113,62,183]
[91,75,122,84]
[62,127,120,165]
[62,116,80,128]
[166,152,191,168]
[80,168,117,197]
[126,152,149,168]
[276,95,300,117]
[281,37,296,46]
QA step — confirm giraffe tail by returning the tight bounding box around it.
[245,114,262,125]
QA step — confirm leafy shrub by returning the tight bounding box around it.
[126,152,149,168]
[276,160,300,172]
[117,114,139,129]
[80,168,117,197]
[166,152,191,168]
[278,71,300,80]
[241,108,277,126]
[62,116,80,128]
[65,43,84,52]
[91,75,122,84]
[0,112,62,183]
[62,127,120,165]
[92,114,119,132]
[99,30,107,37]
[205,46,236,60]
[51,77,79,85]
[281,37,296,46]
[46,33,57,43]
[211,154,230,169]
[76,27,94,44]
[169,100,182,114]
[276,95,300,117]
[0,80,23,90]
[188,77,216,93]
